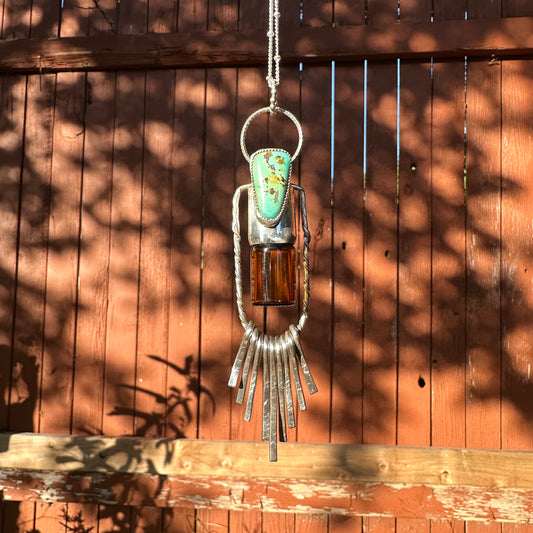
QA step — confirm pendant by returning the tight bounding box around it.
[230,108,316,461]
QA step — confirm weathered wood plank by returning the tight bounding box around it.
[1,435,533,522]
[4,16,533,73]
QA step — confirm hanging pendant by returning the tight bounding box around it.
[230,107,317,462]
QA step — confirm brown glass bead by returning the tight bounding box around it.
[251,244,295,306]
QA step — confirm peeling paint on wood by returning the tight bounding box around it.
[1,434,533,521]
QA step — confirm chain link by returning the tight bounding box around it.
[266,0,281,111]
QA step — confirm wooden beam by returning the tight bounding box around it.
[1,433,533,522]
[1,16,533,73]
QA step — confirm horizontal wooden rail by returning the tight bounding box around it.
[2,16,533,73]
[0,433,533,522]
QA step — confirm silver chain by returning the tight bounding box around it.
[266,0,281,110]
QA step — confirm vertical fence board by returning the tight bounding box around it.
[1,0,30,39]
[334,0,365,25]
[397,61,432,533]
[399,0,432,22]
[329,63,365,533]
[430,59,467,533]
[363,62,399,445]
[100,70,144,533]
[501,59,533,455]
[302,0,332,26]
[10,75,54,434]
[117,0,147,34]
[132,69,175,533]
[464,56,503,533]
[71,71,114,438]
[465,11,503,533]
[0,75,25,430]
[500,0,533,526]
[363,59,398,533]
[367,0,398,25]
[430,61,467,449]
[163,67,201,533]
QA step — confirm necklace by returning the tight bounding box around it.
[229,0,317,462]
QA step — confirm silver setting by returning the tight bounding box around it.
[248,187,296,245]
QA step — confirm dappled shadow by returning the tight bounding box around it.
[1,0,533,530]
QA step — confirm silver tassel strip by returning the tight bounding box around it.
[229,324,317,461]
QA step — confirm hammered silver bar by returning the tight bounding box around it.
[236,327,259,404]
[268,336,278,461]
[262,337,270,441]
[275,336,287,442]
[285,331,306,411]
[289,325,318,395]
[281,333,296,428]
[228,321,254,388]
[244,332,263,422]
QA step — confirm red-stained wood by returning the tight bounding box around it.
[363,61,398,445]
[68,69,113,533]
[0,69,27,533]
[430,59,468,533]
[71,71,114,438]
[1,0,30,39]
[196,66,238,533]
[135,69,174,440]
[501,60,533,450]
[330,63,364,443]
[177,0,207,32]
[8,18,533,73]
[166,68,205,442]
[503,0,533,17]
[118,0,147,34]
[133,68,175,532]
[465,61,502,533]
[465,13,502,473]
[0,75,25,430]
[396,10,432,533]
[163,18,205,533]
[148,0,178,33]
[100,70,145,533]
[294,62,333,533]
[38,71,85,435]
[367,0,398,25]
[400,0,432,22]
[37,70,86,533]
[501,8,533,533]
[334,0,365,25]
[7,74,54,533]
[302,0,332,26]
[397,61,433,533]
[430,60,467,450]
[363,58,398,533]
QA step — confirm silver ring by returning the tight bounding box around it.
[240,106,303,163]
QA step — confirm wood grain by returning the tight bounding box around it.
[6,17,533,73]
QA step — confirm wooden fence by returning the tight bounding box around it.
[2,0,533,530]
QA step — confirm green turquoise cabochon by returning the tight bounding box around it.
[250,149,291,223]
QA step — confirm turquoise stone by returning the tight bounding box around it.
[251,149,291,222]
